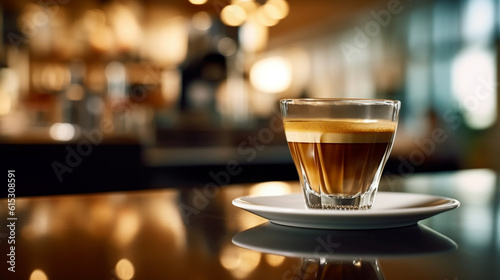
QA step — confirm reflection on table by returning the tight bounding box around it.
[233,223,457,280]
[0,169,499,280]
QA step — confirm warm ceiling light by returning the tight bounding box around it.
[221,4,247,26]
[265,0,289,20]
[250,56,292,94]
[231,0,258,14]
[239,18,268,53]
[107,3,141,51]
[256,6,279,27]
[142,17,189,65]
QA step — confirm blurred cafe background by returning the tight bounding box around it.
[0,0,499,196]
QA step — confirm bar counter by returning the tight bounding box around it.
[1,168,499,279]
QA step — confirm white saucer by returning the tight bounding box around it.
[232,192,460,229]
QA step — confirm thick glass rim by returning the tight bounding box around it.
[280,98,400,105]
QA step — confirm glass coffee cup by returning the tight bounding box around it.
[280,98,400,210]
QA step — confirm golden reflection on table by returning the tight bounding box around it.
[1,169,499,280]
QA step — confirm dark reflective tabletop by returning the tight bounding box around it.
[1,169,499,279]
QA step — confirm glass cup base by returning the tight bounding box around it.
[303,188,377,210]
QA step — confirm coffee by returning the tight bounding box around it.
[280,98,400,209]
[284,119,396,205]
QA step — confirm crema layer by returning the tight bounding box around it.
[284,119,396,143]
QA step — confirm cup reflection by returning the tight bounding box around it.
[233,223,457,280]
[298,258,384,280]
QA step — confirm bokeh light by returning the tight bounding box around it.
[250,56,292,94]
[29,269,48,280]
[49,123,76,141]
[249,181,292,196]
[192,11,212,31]
[220,245,261,279]
[221,4,247,26]
[451,47,496,129]
[115,258,135,280]
[189,0,208,5]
